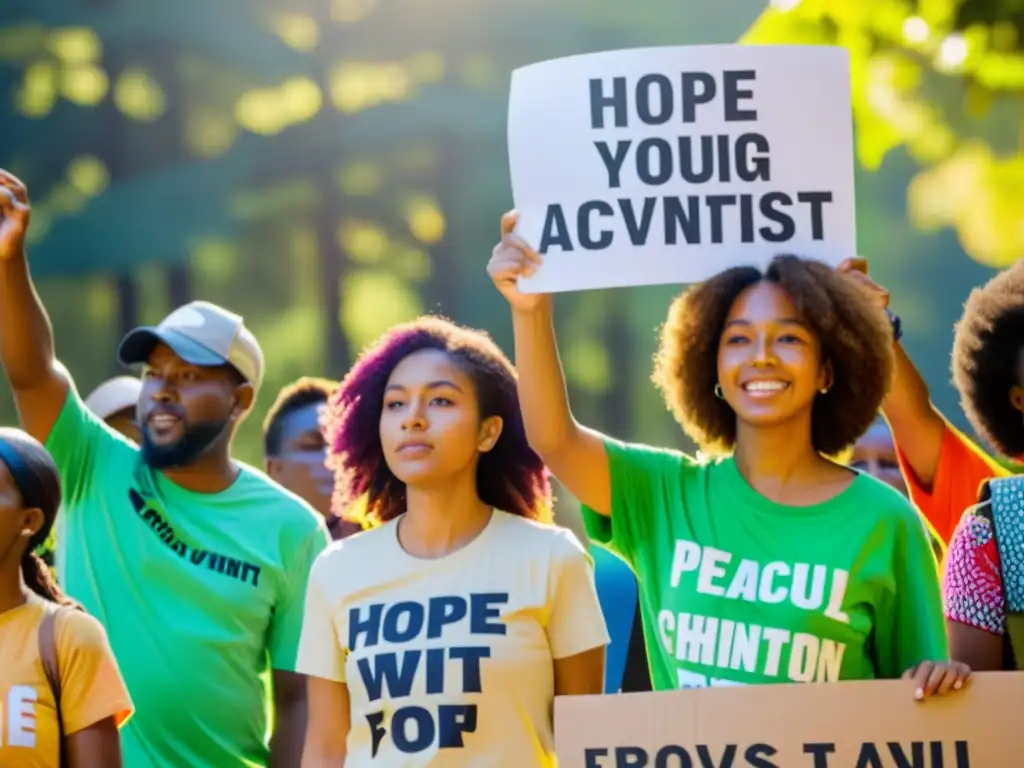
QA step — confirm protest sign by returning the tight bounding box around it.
[555,672,1023,767]
[507,45,856,293]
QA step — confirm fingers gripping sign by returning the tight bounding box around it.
[0,170,31,261]
[903,660,972,701]
[486,211,548,311]
[837,256,890,311]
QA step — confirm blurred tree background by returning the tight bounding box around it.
[0,0,1019,480]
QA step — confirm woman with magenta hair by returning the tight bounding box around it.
[296,316,609,768]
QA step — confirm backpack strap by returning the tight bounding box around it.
[977,478,1024,670]
[38,603,69,768]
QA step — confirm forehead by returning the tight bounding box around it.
[0,459,18,500]
[278,402,326,438]
[726,282,802,323]
[386,348,470,388]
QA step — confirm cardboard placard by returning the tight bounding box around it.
[555,672,1023,766]
[507,45,856,293]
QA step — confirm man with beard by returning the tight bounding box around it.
[262,377,362,539]
[0,169,329,768]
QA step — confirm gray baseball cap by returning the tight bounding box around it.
[117,301,264,396]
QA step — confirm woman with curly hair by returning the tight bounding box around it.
[489,211,966,698]
[0,428,133,768]
[296,316,608,768]
[943,260,1024,671]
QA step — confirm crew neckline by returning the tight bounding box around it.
[717,456,865,518]
[391,508,499,563]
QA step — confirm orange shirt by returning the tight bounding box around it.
[0,593,133,768]
[896,424,1009,545]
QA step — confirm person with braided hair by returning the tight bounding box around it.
[0,428,133,767]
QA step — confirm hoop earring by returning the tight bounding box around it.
[714,383,724,399]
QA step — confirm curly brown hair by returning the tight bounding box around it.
[652,255,894,456]
[952,261,1024,458]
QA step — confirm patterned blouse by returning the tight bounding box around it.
[943,503,1006,634]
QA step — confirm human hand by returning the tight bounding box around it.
[486,211,549,313]
[0,170,31,262]
[902,660,972,700]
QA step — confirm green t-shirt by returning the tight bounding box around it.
[48,384,330,768]
[582,438,947,691]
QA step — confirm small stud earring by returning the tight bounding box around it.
[819,387,829,394]
[21,528,33,537]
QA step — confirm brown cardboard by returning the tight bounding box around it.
[555,672,1024,767]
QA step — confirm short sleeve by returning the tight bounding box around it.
[44,376,129,508]
[896,424,1005,544]
[545,529,610,660]
[296,549,348,683]
[942,501,1006,635]
[56,611,134,734]
[581,437,689,566]
[267,519,331,671]
[872,502,950,678]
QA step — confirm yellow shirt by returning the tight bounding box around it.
[0,593,134,767]
[297,510,610,767]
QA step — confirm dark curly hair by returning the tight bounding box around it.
[952,261,1024,458]
[652,255,894,456]
[324,315,553,526]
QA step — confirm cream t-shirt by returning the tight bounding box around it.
[297,509,609,767]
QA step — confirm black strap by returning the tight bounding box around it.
[974,481,1018,671]
[38,604,69,768]
[619,604,652,693]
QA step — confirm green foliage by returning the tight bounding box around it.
[743,0,1024,267]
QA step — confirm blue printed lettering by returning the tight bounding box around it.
[358,650,421,701]
[392,706,434,753]
[349,603,384,650]
[427,595,467,638]
[449,646,490,693]
[469,593,508,635]
[437,704,477,748]
[383,601,425,643]
[354,593,508,757]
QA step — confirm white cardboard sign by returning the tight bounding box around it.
[507,45,857,293]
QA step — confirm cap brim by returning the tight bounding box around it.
[117,327,226,369]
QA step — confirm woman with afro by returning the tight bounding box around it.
[296,316,608,768]
[943,260,1024,671]
[489,211,968,698]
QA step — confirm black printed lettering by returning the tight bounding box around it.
[664,196,700,244]
[590,76,628,129]
[392,706,435,753]
[680,72,716,123]
[636,138,673,185]
[594,140,632,188]
[696,744,736,767]
[854,743,884,768]
[803,743,835,768]
[614,746,648,767]
[584,748,610,768]
[797,191,832,240]
[578,201,614,249]
[620,198,658,245]
[705,195,735,244]
[636,74,673,125]
[723,70,757,121]
[744,743,779,768]
[367,711,387,759]
[539,205,573,253]
[240,562,261,587]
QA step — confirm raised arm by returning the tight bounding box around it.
[837,259,945,488]
[0,170,71,442]
[487,211,611,515]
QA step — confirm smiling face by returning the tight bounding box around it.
[138,343,250,468]
[379,348,502,490]
[716,281,830,430]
